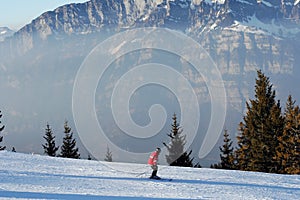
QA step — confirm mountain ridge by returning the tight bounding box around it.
[2,0,300,56]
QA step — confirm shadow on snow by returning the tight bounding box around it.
[0,190,186,200]
[1,169,299,193]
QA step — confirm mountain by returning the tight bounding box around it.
[3,0,300,55]
[0,27,14,42]
[0,151,299,199]
[0,0,300,164]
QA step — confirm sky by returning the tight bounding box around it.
[0,0,88,30]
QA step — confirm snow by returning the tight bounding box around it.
[191,0,226,6]
[210,23,218,30]
[0,151,299,199]
[203,0,226,5]
[236,0,254,5]
[261,0,273,7]
[225,20,266,35]
[226,15,300,38]
[295,0,300,6]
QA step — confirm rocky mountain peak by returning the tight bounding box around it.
[1,0,300,56]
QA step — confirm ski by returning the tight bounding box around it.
[160,178,173,181]
[149,177,172,181]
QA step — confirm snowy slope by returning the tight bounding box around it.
[0,151,299,199]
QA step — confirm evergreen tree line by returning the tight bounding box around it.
[0,109,112,161]
[43,120,113,161]
[43,120,80,159]
[212,70,299,174]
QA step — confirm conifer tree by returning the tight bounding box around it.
[104,146,113,162]
[269,100,285,173]
[211,129,235,169]
[42,123,59,157]
[163,113,194,167]
[60,121,80,159]
[210,163,222,169]
[235,121,251,170]
[219,129,235,169]
[0,110,6,151]
[275,95,300,174]
[235,70,284,173]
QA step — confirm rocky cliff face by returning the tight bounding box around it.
[3,0,299,54]
[1,0,300,125]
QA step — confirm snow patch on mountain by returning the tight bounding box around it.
[225,20,266,35]
[191,0,226,6]
[204,0,226,5]
[236,0,255,5]
[295,0,300,5]
[261,0,273,7]
[227,15,300,37]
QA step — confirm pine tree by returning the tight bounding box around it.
[42,123,59,157]
[210,163,222,169]
[269,100,285,173]
[211,129,235,169]
[219,129,235,169]
[235,121,251,171]
[275,95,300,174]
[0,110,6,151]
[104,146,113,162]
[173,150,194,167]
[163,113,194,167]
[60,121,80,159]
[235,70,284,173]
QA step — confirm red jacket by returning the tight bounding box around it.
[148,151,159,165]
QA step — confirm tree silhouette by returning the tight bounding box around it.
[42,123,59,157]
[219,129,235,169]
[60,121,80,159]
[104,146,113,162]
[163,113,194,167]
[0,110,6,151]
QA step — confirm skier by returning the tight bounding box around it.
[148,147,161,179]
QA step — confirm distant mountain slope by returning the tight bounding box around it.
[0,151,299,199]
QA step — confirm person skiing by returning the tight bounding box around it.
[148,147,161,179]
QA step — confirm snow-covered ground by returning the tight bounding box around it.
[0,151,299,200]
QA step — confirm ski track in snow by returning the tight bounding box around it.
[0,151,299,199]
